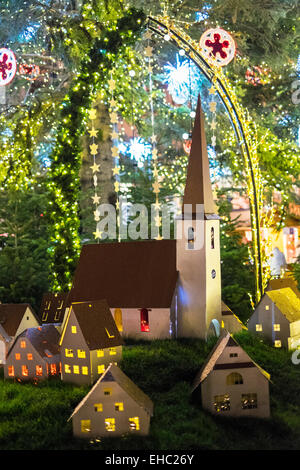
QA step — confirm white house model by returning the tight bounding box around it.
[65,96,241,341]
[247,287,300,349]
[69,363,153,438]
[192,330,271,418]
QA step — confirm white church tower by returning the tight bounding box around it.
[176,95,222,339]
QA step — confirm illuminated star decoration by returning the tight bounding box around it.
[118,137,152,168]
[163,53,201,105]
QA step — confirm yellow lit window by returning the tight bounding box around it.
[256,324,262,332]
[98,364,105,374]
[109,347,117,356]
[105,418,115,432]
[15,353,21,360]
[81,420,91,433]
[77,349,86,358]
[22,365,29,376]
[8,365,14,377]
[115,402,124,411]
[274,324,280,331]
[94,403,103,412]
[20,341,26,349]
[82,366,88,375]
[71,325,77,334]
[27,353,33,360]
[42,311,48,322]
[97,349,104,357]
[274,340,282,348]
[64,364,71,373]
[73,365,80,374]
[114,308,123,332]
[36,365,43,376]
[265,305,270,310]
[65,348,73,357]
[105,328,115,339]
[50,364,57,375]
[104,388,111,396]
[129,417,140,431]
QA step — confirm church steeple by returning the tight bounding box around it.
[182,95,217,215]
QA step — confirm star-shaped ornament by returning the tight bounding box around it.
[111,129,118,140]
[93,229,103,240]
[92,194,100,205]
[88,127,98,138]
[90,162,100,173]
[110,111,118,124]
[108,79,116,91]
[112,166,120,176]
[145,46,153,57]
[143,30,153,40]
[209,85,216,95]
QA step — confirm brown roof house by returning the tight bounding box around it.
[247,287,300,349]
[39,292,69,329]
[66,96,237,341]
[4,324,60,382]
[192,331,270,418]
[0,303,40,365]
[60,300,123,385]
[69,364,153,438]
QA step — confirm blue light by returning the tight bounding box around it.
[119,137,152,168]
[163,53,201,105]
[19,24,40,42]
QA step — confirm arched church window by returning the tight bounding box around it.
[114,308,123,332]
[140,308,150,332]
[226,372,243,385]
[211,227,215,249]
[188,227,195,250]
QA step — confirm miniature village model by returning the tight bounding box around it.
[0,95,299,443]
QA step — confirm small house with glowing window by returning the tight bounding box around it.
[66,97,233,341]
[69,363,153,438]
[192,331,270,418]
[0,303,40,365]
[247,287,300,349]
[39,292,68,330]
[60,300,123,385]
[4,324,60,382]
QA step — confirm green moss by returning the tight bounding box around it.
[0,332,299,450]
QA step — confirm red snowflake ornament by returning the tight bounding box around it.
[200,28,235,67]
[0,48,17,86]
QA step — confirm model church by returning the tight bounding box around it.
[66,97,242,341]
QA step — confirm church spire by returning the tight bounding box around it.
[182,95,217,215]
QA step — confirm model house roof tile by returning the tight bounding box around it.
[266,287,300,323]
[69,364,153,421]
[0,303,37,337]
[7,324,60,361]
[266,278,300,298]
[67,300,123,350]
[67,240,178,308]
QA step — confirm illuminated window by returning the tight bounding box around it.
[105,418,115,432]
[8,365,14,377]
[82,366,88,375]
[97,349,104,357]
[241,393,257,409]
[140,308,150,332]
[214,394,230,412]
[20,341,26,349]
[265,305,270,311]
[98,364,105,374]
[22,365,29,376]
[15,353,21,360]
[230,353,238,358]
[129,417,140,431]
[71,326,77,334]
[42,311,48,322]
[256,324,262,332]
[114,308,123,332]
[105,328,115,339]
[50,364,57,375]
[77,349,86,358]
[274,324,280,331]
[274,340,282,348]
[27,353,33,360]
[64,364,71,373]
[73,365,80,374]
[226,372,243,385]
[104,388,111,396]
[94,403,103,412]
[81,420,91,433]
[65,348,73,357]
[211,227,215,249]
[109,348,117,356]
[36,365,43,376]
[187,226,195,249]
[115,402,124,411]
